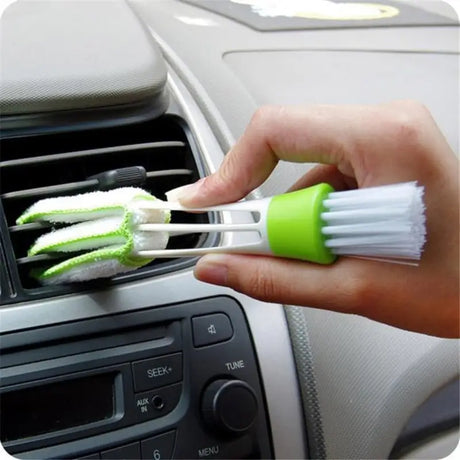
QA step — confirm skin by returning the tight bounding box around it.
[171,101,459,338]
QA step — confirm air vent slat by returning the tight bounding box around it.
[146,169,193,178]
[2,180,99,200]
[0,141,186,168]
[9,223,52,233]
[2,169,192,201]
[0,114,218,302]
[16,254,74,265]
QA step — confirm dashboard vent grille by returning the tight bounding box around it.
[0,115,216,304]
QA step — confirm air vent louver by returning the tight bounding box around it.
[0,115,217,304]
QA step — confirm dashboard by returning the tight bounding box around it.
[0,1,459,459]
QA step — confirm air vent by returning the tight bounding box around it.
[0,115,218,304]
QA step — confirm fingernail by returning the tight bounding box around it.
[166,178,205,203]
[194,254,229,286]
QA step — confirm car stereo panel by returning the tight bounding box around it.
[0,296,272,459]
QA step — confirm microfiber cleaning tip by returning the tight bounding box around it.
[16,188,171,284]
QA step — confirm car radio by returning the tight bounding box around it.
[0,296,272,459]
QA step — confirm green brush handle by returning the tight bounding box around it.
[266,183,336,264]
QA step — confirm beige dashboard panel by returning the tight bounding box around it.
[0,0,167,114]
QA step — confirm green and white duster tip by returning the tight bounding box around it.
[16,188,170,285]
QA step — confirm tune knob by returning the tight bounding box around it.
[201,379,258,435]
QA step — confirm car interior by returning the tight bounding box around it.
[0,1,458,459]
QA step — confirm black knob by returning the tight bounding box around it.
[201,379,258,435]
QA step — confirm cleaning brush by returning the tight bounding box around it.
[16,182,426,284]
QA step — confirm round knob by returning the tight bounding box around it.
[201,379,258,435]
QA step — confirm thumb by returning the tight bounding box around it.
[194,253,361,313]
[194,253,460,337]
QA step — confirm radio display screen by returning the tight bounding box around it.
[0,373,116,442]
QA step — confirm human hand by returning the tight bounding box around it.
[172,101,459,337]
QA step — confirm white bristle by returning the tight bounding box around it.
[321,182,426,261]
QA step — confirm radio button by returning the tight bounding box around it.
[141,430,176,460]
[101,442,140,459]
[133,383,182,422]
[192,313,233,347]
[132,353,182,392]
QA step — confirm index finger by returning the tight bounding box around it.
[170,104,387,207]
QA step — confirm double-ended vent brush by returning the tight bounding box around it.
[16,182,426,284]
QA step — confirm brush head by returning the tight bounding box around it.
[266,182,426,264]
[321,182,426,262]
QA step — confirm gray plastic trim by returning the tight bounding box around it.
[288,307,459,459]
[285,306,326,459]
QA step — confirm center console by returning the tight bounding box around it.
[0,296,272,459]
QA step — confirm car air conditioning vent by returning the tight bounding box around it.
[0,115,217,304]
